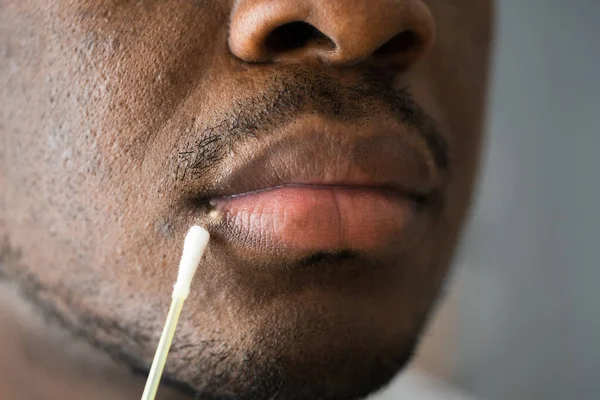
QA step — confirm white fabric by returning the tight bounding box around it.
[369,368,479,400]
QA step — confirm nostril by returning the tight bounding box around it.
[373,30,420,57]
[265,21,335,54]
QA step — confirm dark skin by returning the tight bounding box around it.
[0,1,493,399]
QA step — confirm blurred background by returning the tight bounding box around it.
[398,1,600,399]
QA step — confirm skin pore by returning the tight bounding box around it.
[0,1,493,399]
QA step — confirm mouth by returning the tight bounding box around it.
[211,184,421,253]
[179,115,446,257]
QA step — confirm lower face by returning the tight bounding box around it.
[1,1,492,399]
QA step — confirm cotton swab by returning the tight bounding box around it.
[141,225,210,400]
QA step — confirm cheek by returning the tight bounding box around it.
[2,1,229,301]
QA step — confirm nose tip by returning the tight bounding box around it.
[228,0,435,68]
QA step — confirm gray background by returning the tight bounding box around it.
[454,0,599,399]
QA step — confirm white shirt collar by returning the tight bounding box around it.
[368,368,479,400]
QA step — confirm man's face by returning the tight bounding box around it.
[1,0,492,399]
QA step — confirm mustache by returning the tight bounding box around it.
[174,69,449,182]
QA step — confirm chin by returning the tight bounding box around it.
[171,333,420,400]
[158,288,429,400]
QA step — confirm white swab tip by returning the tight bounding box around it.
[173,225,210,298]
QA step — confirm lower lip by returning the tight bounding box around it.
[211,186,417,253]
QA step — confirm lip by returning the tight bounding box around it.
[211,184,419,253]
[183,115,444,255]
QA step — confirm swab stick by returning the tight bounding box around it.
[141,225,210,400]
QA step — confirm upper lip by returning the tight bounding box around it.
[182,116,445,206]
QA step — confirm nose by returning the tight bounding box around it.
[228,0,435,68]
